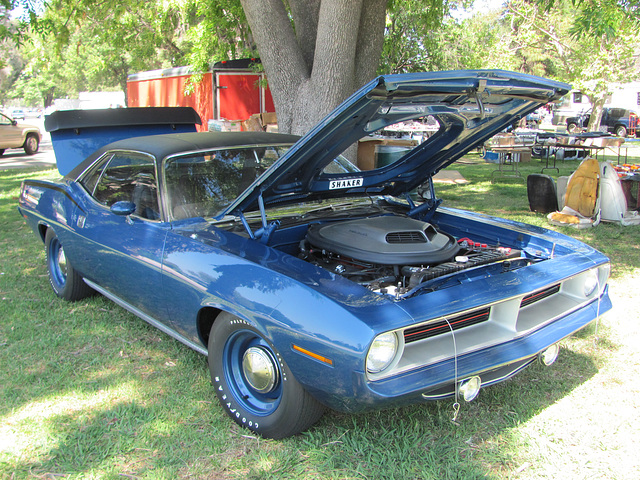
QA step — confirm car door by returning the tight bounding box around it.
[158,147,282,342]
[158,149,245,340]
[0,113,23,148]
[67,150,171,323]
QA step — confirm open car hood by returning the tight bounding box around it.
[223,70,569,216]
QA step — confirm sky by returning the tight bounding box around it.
[453,0,507,20]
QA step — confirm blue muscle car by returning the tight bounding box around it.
[18,71,611,439]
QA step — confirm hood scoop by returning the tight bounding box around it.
[306,216,460,265]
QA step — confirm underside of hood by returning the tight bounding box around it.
[224,70,569,217]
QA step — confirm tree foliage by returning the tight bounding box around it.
[379,0,447,74]
[1,0,22,46]
[539,0,640,39]
[508,0,640,131]
[186,0,253,75]
[7,0,202,106]
[6,0,639,135]
[418,0,640,132]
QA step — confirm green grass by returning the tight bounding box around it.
[1,154,639,479]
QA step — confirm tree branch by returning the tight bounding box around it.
[240,0,310,131]
[354,0,387,88]
[508,3,577,56]
[289,0,321,72]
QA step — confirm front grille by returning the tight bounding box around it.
[386,231,427,244]
[404,307,491,343]
[520,284,561,308]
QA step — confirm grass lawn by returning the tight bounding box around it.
[1,149,639,479]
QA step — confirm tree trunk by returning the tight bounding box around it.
[587,97,606,133]
[240,0,387,135]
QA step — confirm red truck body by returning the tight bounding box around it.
[127,60,275,132]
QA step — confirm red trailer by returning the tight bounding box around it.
[127,59,275,132]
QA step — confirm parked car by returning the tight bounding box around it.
[18,71,611,439]
[566,107,638,137]
[0,112,41,156]
[525,107,546,128]
[11,108,26,120]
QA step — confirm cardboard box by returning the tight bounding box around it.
[357,137,417,170]
[243,114,263,132]
[261,112,277,126]
[208,119,243,132]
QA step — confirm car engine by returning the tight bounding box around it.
[301,216,522,298]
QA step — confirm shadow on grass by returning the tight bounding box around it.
[1,285,603,480]
[301,346,600,479]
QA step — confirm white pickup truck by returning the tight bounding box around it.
[0,112,41,156]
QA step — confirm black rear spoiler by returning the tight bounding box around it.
[46,107,202,175]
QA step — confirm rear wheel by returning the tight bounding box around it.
[615,125,627,138]
[208,313,325,439]
[23,134,40,155]
[45,228,93,301]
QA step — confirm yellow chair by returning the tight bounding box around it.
[548,158,600,228]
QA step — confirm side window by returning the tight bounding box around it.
[609,108,623,119]
[79,153,111,195]
[93,152,160,220]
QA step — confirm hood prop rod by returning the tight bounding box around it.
[408,177,441,222]
[253,193,279,244]
[474,79,487,119]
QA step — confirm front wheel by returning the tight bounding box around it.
[615,125,627,138]
[208,313,325,439]
[45,228,93,301]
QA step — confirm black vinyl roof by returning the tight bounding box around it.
[66,131,301,179]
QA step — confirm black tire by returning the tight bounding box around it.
[44,228,93,301]
[615,125,627,138]
[567,122,578,134]
[0,149,5,157]
[23,134,40,155]
[208,313,325,439]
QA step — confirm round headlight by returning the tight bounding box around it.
[583,269,599,297]
[367,332,398,374]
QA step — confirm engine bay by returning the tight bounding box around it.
[299,215,527,299]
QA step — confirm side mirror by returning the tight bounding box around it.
[111,201,136,216]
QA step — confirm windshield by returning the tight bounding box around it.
[164,145,358,220]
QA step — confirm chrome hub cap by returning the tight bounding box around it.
[242,346,279,393]
[57,247,68,278]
